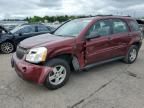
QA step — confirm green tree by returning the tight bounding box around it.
[25,15,93,23]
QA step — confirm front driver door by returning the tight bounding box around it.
[85,19,112,65]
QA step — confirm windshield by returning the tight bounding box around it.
[10,25,25,34]
[54,19,92,37]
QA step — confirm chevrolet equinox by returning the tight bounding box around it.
[11,16,143,90]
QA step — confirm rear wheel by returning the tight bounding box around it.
[44,58,70,90]
[124,45,139,64]
[0,42,14,54]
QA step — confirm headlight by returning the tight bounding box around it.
[26,47,47,63]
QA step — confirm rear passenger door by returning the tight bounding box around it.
[109,19,131,58]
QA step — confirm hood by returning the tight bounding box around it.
[19,33,75,49]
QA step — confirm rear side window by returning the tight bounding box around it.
[129,20,140,31]
[112,19,128,34]
[37,25,49,32]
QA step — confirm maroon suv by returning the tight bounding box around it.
[11,16,143,90]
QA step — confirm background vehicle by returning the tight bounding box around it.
[139,24,144,38]
[0,24,51,54]
[12,16,142,90]
[44,23,57,32]
[2,23,19,31]
[137,19,144,37]
[0,21,27,31]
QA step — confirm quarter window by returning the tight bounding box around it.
[112,20,128,34]
[129,21,140,31]
[38,25,49,32]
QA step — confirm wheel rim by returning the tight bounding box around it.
[129,48,137,62]
[1,42,14,53]
[49,65,67,85]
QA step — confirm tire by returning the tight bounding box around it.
[123,45,139,64]
[44,58,71,90]
[0,42,15,54]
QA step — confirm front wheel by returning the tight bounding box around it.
[0,42,15,54]
[44,58,71,90]
[124,45,139,64]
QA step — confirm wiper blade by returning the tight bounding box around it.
[56,35,64,37]
[56,34,75,37]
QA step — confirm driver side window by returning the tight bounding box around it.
[87,20,111,38]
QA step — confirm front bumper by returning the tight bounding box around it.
[11,53,52,84]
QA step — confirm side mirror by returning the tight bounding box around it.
[18,32,23,36]
[86,31,101,40]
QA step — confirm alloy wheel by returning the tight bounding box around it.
[1,42,14,54]
[129,48,137,62]
[49,65,67,85]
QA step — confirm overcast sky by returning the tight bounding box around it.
[0,0,144,19]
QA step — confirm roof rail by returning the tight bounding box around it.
[96,14,113,16]
[121,15,131,17]
[92,15,131,17]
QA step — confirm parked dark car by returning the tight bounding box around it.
[0,24,51,54]
[12,16,143,90]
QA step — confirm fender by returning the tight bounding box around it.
[47,46,83,71]
[48,46,73,58]
[72,56,80,71]
[128,35,141,47]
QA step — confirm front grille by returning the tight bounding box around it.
[16,46,28,59]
